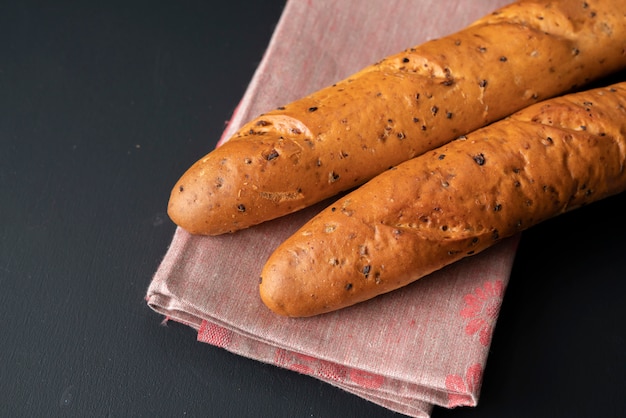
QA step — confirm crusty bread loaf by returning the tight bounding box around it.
[168,0,626,235]
[259,81,626,317]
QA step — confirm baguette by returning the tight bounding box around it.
[168,0,626,235]
[260,81,626,317]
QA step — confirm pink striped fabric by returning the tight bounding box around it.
[146,0,518,416]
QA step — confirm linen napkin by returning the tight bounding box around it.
[146,0,519,416]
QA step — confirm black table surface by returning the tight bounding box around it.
[2,1,625,417]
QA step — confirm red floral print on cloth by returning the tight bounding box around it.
[445,363,483,408]
[460,279,505,346]
[274,349,385,389]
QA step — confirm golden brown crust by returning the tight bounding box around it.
[168,0,626,235]
[260,82,626,317]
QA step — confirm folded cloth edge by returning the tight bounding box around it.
[146,230,521,416]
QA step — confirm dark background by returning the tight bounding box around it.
[1,1,625,417]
